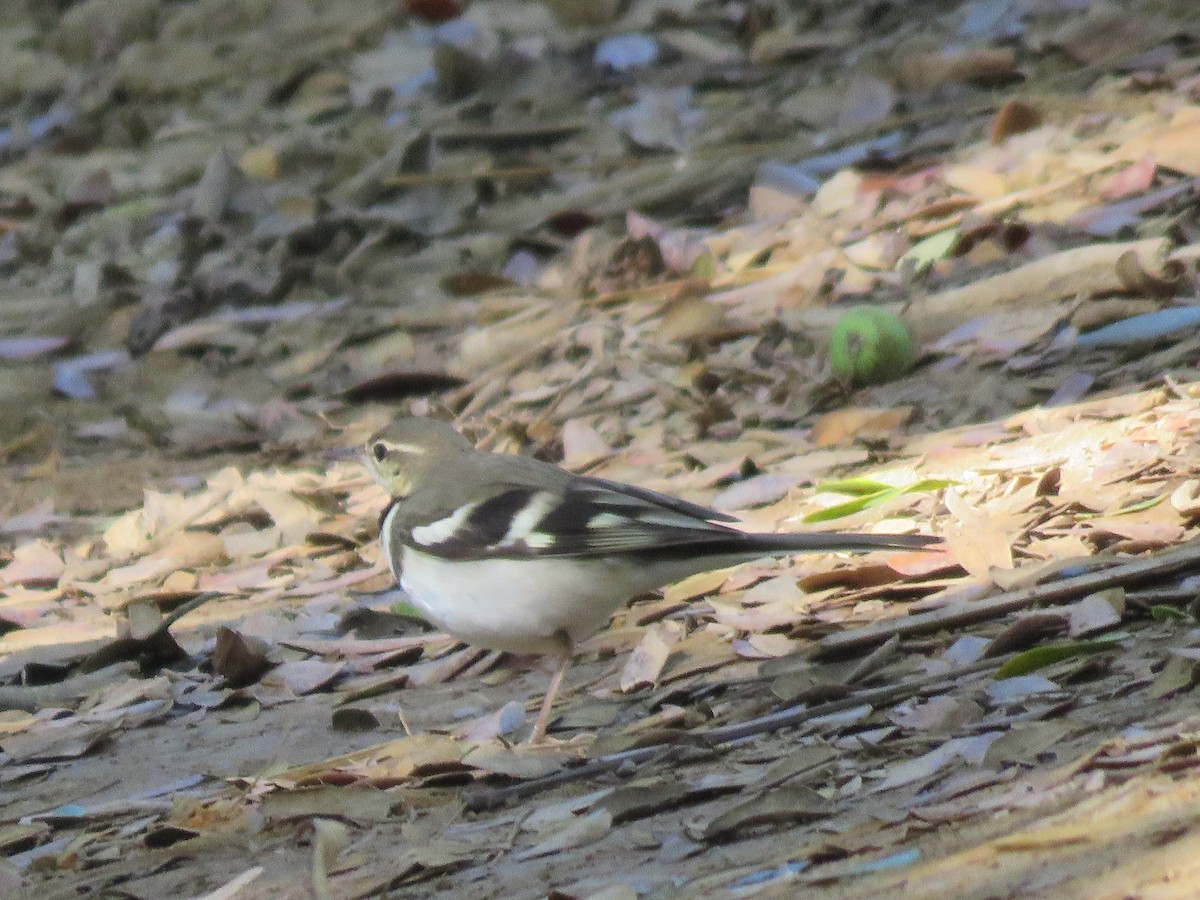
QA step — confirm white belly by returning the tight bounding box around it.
[397,547,659,654]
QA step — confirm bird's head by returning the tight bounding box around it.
[363,418,473,499]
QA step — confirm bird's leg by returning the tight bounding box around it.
[529,634,573,744]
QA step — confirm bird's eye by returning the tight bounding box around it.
[372,442,388,462]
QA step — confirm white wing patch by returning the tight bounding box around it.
[633,509,713,529]
[412,502,478,546]
[500,491,558,547]
[587,512,628,530]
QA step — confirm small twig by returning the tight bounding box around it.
[814,539,1200,659]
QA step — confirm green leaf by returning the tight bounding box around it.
[898,228,960,275]
[803,478,955,523]
[1150,605,1193,623]
[390,599,428,622]
[690,252,717,280]
[902,478,957,494]
[803,487,902,522]
[1112,493,1167,515]
[814,477,894,496]
[994,639,1118,679]
[1077,492,1167,520]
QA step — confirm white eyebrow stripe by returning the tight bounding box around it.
[412,502,477,546]
[500,492,558,546]
[387,442,427,455]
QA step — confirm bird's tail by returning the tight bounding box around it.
[751,530,941,554]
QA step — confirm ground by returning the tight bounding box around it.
[5,0,1200,897]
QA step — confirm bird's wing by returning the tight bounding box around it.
[405,476,740,561]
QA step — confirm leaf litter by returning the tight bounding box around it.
[6,0,1200,896]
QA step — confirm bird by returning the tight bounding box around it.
[364,417,940,742]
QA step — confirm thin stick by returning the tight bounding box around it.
[814,539,1200,659]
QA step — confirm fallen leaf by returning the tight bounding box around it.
[212,627,275,688]
[514,809,613,861]
[268,660,345,696]
[1067,588,1125,638]
[561,419,611,469]
[1,541,64,587]
[811,407,913,448]
[620,622,681,692]
[889,696,983,732]
[698,785,829,841]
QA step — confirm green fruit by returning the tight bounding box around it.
[829,307,915,387]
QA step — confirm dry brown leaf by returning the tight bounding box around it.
[991,100,1042,144]
[942,489,1014,580]
[619,622,681,692]
[656,297,726,343]
[213,626,275,687]
[811,407,913,447]
[663,568,731,604]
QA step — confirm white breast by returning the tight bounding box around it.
[398,547,655,655]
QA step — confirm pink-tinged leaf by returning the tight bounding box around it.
[1100,155,1157,200]
[711,599,801,632]
[287,566,386,598]
[1082,518,1182,545]
[456,700,526,742]
[889,696,983,732]
[1,540,65,587]
[561,419,611,469]
[1045,372,1094,407]
[1065,178,1196,237]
